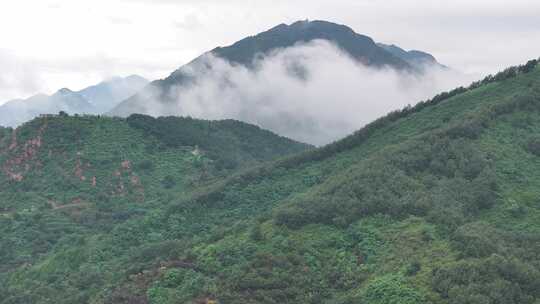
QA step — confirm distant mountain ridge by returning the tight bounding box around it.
[377,43,447,70]
[78,75,148,111]
[110,20,445,117]
[0,75,148,127]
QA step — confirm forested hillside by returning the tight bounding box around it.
[1,59,540,304]
[0,114,310,303]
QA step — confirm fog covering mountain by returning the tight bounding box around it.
[109,20,472,145]
[0,75,148,127]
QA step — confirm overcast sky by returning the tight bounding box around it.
[0,0,539,102]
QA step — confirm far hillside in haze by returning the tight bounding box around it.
[0,75,148,127]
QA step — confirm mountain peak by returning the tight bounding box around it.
[289,19,355,33]
[210,19,401,69]
[124,74,148,82]
[110,20,446,119]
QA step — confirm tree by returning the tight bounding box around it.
[161,175,176,189]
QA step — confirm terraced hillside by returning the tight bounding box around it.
[1,59,539,304]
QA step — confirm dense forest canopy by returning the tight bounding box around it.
[0,58,539,304]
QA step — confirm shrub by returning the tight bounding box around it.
[161,175,176,189]
[405,260,422,276]
[526,137,540,156]
[248,224,264,241]
[362,274,426,304]
[452,222,500,258]
[136,160,154,172]
[445,120,484,139]
[520,59,538,73]
[432,256,540,303]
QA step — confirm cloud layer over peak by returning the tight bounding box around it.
[140,41,474,145]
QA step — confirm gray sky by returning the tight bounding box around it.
[0,0,539,102]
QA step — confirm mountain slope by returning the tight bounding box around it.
[211,20,411,69]
[78,75,149,112]
[0,113,309,206]
[377,43,447,70]
[0,75,148,127]
[1,59,539,304]
[109,20,444,118]
[0,114,311,302]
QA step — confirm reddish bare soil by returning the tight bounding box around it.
[2,120,47,181]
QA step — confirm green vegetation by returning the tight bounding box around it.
[126,114,310,170]
[0,114,310,303]
[1,59,539,304]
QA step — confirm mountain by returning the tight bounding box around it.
[377,43,447,70]
[211,20,412,69]
[0,75,148,127]
[0,58,538,303]
[0,90,93,127]
[78,75,149,112]
[109,20,445,118]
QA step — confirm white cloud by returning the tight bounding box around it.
[0,50,44,101]
[0,0,538,103]
[143,41,476,145]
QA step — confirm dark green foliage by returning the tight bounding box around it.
[274,135,498,230]
[520,59,538,74]
[432,255,540,304]
[452,222,502,258]
[127,114,311,171]
[43,115,92,144]
[248,224,264,242]
[362,275,426,304]
[405,260,421,276]
[161,175,176,189]
[136,159,154,171]
[526,136,540,156]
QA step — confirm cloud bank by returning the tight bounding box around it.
[1,0,539,101]
[142,40,475,145]
[0,50,44,101]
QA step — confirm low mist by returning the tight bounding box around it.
[145,40,476,145]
